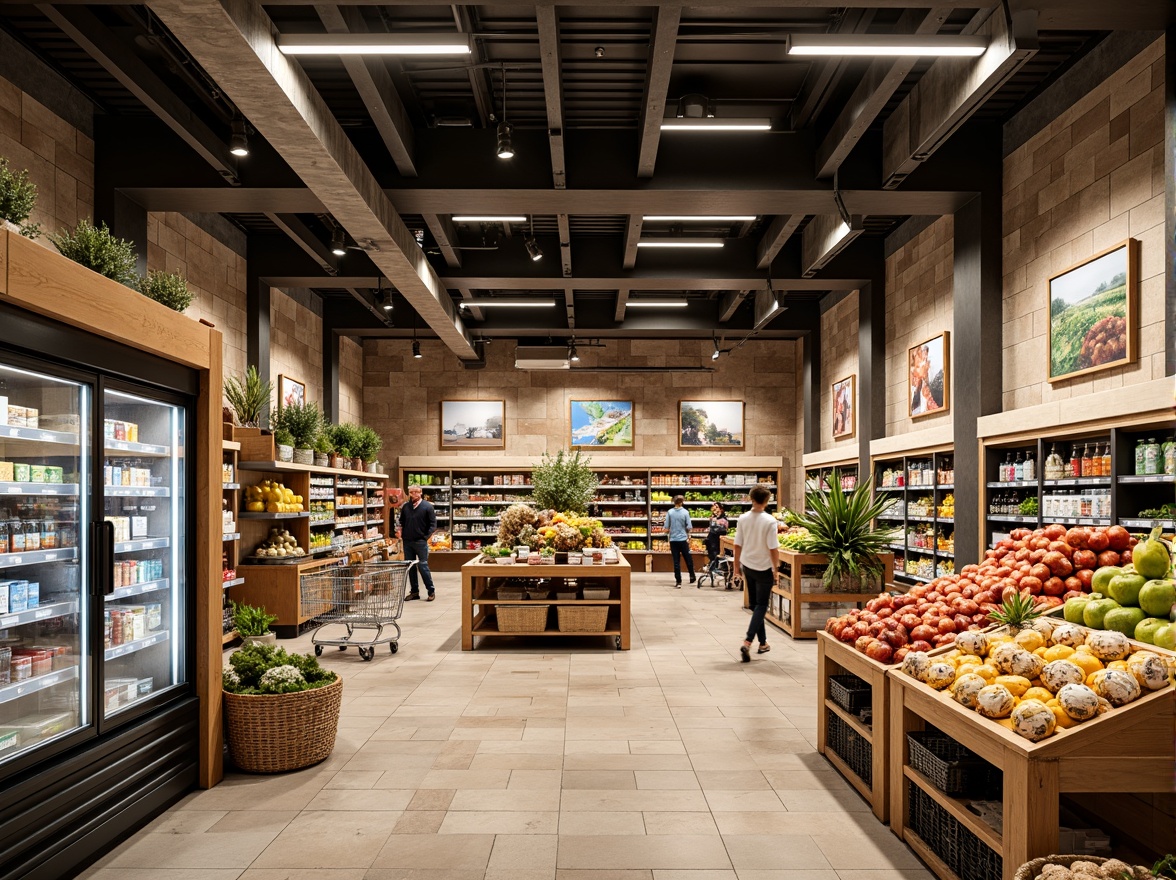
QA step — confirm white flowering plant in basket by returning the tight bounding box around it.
[222,644,337,695]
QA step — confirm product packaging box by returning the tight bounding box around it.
[131,516,148,538]
[8,712,73,742]
[0,582,9,615]
[37,414,79,432]
[29,465,46,483]
[0,730,19,754]
[145,602,162,630]
[46,466,63,484]
[126,606,147,641]
[107,678,138,707]
[8,581,27,614]
[0,646,10,685]
[12,463,30,482]
[6,406,25,427]
[0,462,12,482]
[25,582,38,609]
[0,395,7,425]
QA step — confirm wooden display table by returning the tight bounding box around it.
[461,555,631,650]
[887,647,1176,880]
[769,550,893,639]
[816,631,895,821]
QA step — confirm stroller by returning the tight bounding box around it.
[696,554,738,590]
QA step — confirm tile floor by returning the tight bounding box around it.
[79,572,933,880]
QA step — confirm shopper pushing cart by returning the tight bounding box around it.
[300,559,416,661]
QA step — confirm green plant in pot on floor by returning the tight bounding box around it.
[230,601,278,647]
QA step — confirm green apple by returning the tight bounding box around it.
[1138,579,1176,617]
[1063,595,1092,624]
[1134,617,1168,645]
[1082,597,1121,630]
[1153,622,1176,652]
[1090,566,1122,594]
[1103,607,1146,637]
[1107,572,1147,607]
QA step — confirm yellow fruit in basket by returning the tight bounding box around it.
[957,654,983,670]
[1023,686,1053,704]
[295,495,303,505]
[987,634,1013,648]
[973,664,998,683]
[1044,645,1075,663]
[1033,647,1048,658]
[1106,660,1131,673]
[1015,630,1045,652]
[266,501,280,513]
[1049,705,1077,729]
[245,501,265,512]
[1068,653,1103,676]
[995,675,1032,696]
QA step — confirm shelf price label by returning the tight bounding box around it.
[35,608,51,619]
[0,616,14,628]
[6,486,21,494]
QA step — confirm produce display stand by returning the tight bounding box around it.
[461,554,631,650]
[886,642,1176,880]
[816,631,894,821]
[769,550,894,639]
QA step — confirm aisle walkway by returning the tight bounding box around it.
[80,572,931,880]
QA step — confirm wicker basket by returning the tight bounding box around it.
[557,604,608,632]
[223,675,343,773]
[497,604,549,632]
[1013,856,1108,880]
[582,588,611,600]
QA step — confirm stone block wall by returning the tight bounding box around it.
[0,80,92,237]
[819,292,860,452]
[1002,37,1167,409]
[270,288,324,409]
[339,336,363,425]
[363,338,804,510]
[884,215,954,436]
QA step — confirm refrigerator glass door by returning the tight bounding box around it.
[0,362,90,765]
[101,390,186,719]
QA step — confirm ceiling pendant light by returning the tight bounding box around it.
[412,340,422,359]
[660,94,770,132]
[228,118,249,157]
[711,337,721,361]
[330,227,347,257]
[567,340,580,363]
[496,65,515,160]
[524,215,543,262]
[376,278,393,312]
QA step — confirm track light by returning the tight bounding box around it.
[496,121,515,160]
[229,119,249,157]
[378,291,393,312]
[711,339,721,361]
[330,228,347,257]
[568,341,580,363]
[412,340,422,359]
[525,236,543,261]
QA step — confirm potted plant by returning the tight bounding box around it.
[325,423,357,469]
[230,601,278,646]
[224,365,273,431]
[531,449,599,514]
[273,428,294,462]
[139,268,193,312]
[49,219,139,289]
[0,157,43,240]
[313,433,333,468]
[276,401,323,465]
[221,643,342,773]
[787,471,898,590]
[355,425,383,473]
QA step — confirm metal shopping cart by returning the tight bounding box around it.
[299,560,415,660]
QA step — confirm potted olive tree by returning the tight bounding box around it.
[0,157,43,240]
[313,433,333,468]
[356,426,383,473]
[277,401,323,465]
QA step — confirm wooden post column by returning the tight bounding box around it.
[857,244,886,480]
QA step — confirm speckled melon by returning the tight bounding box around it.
[1011,699,1056,741]
[1090,668,1141,706]
[1057,683,1100,721]
[1029,618,1056,639]
[975,684,1016,718]
[925,662,957,690]
[1049,623,1088,649]
[1126,653,1171,691]
[955,630,988,657]
[902,651,933,682]
[990,642,1022,673]
[1084,630,1131,662]
[1040,659,1086,693]
[951,673,987,709]
[1005,649,1045,679]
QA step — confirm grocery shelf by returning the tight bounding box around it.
[1120,518,1176,529]
[895,572,931,583]
[936,484,954,490]
[1052,517,1110,526]
[108,578,169,601]
[985,514,1039,523]
[334,504,364,510]
[0,547,79,569]
[366,519,384,526]
[592,501,648,506]
[222,577,245,589]
[222,482,241,490]
[221,532,240,542]
[595,485,647,491]
[1042,477,1111,487]
[877,514,905,521]
[0,665,79,705]
[877,486,904,492]
[105,486,170,497]
[0,599,79,629]
[906,515,935,523]
[1119,474,1176,484]
[105,629,169,661]
[114,538,169,553]
[237,461,389,479]
[238,511,310,520]
[105,438,170,456]
[653,483,775,490]
[0,424,79,446]
[309,520,336,528]
[986,480,1037,488]
[1,481,80,496]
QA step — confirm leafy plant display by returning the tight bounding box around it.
[313,433,335,455]
[49,219,139,288]
[224,366,273,428]
[326,423,362,458]
[230,601,278,636]
[140,269,193,312]
[0,157,42,238]
[273,428,294,448]
[222,643,336,695]
[274,401,323,449]
[788,471,898,588]
[531,449,598,514]
[353,425,382,462]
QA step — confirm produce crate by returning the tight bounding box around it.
[828,673,872,715]
[765,550,893,640]
[907,730,999,796]
[826,712,872,787]
[496,604,549,633]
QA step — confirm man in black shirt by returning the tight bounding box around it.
[398,484,437,600]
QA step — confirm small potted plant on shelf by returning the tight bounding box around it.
[224,365,273,433]
[277,401,323,465]
[230,601,278,647]
[273,428,294,462]
[0,157,44,240]
[355,425,383,473]
[313,433,333,468]
[49,219,139,289]
[139,268,193,312]
[325,423,357,469]
[221,643,342,773]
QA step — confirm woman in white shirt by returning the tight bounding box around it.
[732,484,780,662]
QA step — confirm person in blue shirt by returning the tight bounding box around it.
[665,495,696,587]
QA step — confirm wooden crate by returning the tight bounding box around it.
[767,550,893,639]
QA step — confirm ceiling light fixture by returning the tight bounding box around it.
[452,216,527,223]
[786,33,989,57]
[567,341,580,363]
[636,238,725,248]
[711,336,722,361]
[625,300,689,308]
[459,299,556,309]
[376,278,393,312]
[525,215,543,262]
[412,339,422,359]
[277,33,472,55]
[496,65,515,160]
[642,215,756,222]
[660,118,771,132]
[330,227,347,257]
[228,118,249,157]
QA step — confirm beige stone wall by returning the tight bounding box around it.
[819,292,860,452]
[0,80,92,236]
[270,288,324,409]
[1002,38,1168,409]
[885,215,955,436]
[147,212,248,380]
[364,338,804,510]
[338,336,364,425]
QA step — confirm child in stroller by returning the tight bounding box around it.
[698,502,731,589]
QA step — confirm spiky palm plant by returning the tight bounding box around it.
[789,470,899,589]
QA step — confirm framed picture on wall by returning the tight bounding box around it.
[440,399,505,449]
[570,400,634,447]
[907,332,949,419]
[1047,239,1138,383]
[277,374,305,412]
[679,400,744,449]
[831,375,855,439]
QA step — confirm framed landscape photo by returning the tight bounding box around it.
[831,375,855,439]
[679,400,744,449]
[570,399,634,448]
[1047,239,1138,383]
[277,374,305,413]
[440,399,505,449]
[908,332,949,419]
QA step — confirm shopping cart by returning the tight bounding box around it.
[299,560,415,660]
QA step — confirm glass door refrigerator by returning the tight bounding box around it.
[0,313,198,879]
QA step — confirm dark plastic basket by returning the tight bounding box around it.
[826,712,872,787]
[908,782,962,875]
[828,673,872,714]
[907,730,994,795]
[960,829,1003,880]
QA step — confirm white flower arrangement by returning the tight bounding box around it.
[259,664,306,694]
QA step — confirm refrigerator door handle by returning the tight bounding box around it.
[102,520,116,596]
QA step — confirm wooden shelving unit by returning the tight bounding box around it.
[766,549,893,639]
[221,438,241,643]
[871,445,956,586]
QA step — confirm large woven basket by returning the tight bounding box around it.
[1014,855,1108,880]
[497,604,549,633]
[557,604,609,632]
[223,675,343,773]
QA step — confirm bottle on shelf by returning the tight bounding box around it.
[1144,438,1160,476]
[1022,450,1035,482]
[1044,444,1065,481]
[1081,443,1092,477]
[1135,439,1146,476]
[1069,445,1081,478]
[1013,452,1024,481]
[1100,443,1111,477]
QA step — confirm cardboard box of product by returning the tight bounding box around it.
[12,463,30,482]
[29,465,46,483]
[0,582,9,615]
[6,406,26,427]
[46,466,63,484]
[136,677,154,698]
[25,582,38,609]
[37,414,80,432]
[0,730,20,754]
[25,408,38,429]
[0,462,12,481]
[130,516,148,538]
[8,581,27,614]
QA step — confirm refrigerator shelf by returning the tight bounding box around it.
[1,482,80,497]
[0,425,79,446]
[0,599,79,629]
[0,666,79,706]
[105,487,170,497]
[104,440,170,457]
[108,578,169,601]
[105,629,169,661]
[0,547,78,570]
[113,538,169,554]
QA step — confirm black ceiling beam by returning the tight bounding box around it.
[636,8,680,178]
[756,215,804,269]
